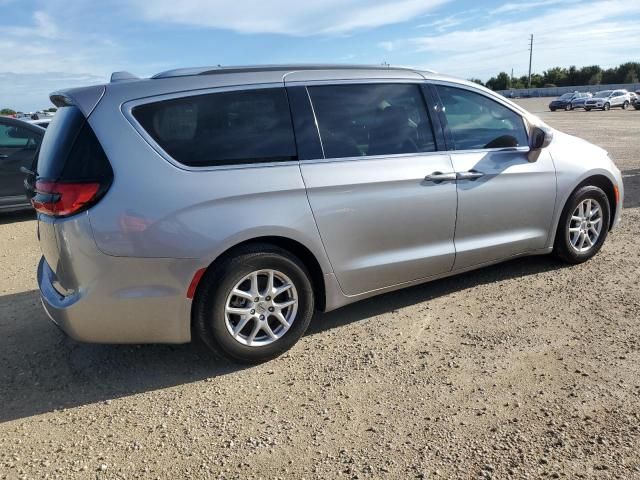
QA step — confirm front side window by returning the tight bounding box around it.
[307,83,436,159]
[132,88,297,167]
[436,85,528,150]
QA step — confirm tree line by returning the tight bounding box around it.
[472,62,640,91]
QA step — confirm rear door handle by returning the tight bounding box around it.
[0,154,8,159]
[457,170,485,181]
[424,171,457,183]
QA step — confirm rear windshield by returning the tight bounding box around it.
[132,88,298,167]
[36,105,112,181]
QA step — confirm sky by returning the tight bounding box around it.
[1,0,639,111]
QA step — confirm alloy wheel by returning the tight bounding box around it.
[224,269,298,347]
[568,198,603,253]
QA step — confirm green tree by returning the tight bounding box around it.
[468,78,484,86]
[486,72,511,90]
[46,107,57,113]
[542,67,568,87]
[0,108,16,115]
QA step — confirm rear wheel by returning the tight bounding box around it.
[554,186,610,264]
[565,103,572,111]
[622,100,629,110]
[550,107,556,112]
[585,107,591,112]
[193,244,315,363]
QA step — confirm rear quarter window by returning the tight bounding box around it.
[132,88,298,167]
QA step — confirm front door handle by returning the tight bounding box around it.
[457,170,485,181]
[0,154,8,159]
[424,171,457,183]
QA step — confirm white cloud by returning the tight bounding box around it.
[490,0,580,15]
[404,0,640,79]
[130,0,449,36]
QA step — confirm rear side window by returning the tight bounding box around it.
[132,88,298,167]
[436,85,528,150]
[36,106,112,181]
[307,83,436,159]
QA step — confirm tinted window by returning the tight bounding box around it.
[308,84,436,159]
[0,123,38,148]
[37,105,112,181]
[436,86,528,150]
[133,88,297,167]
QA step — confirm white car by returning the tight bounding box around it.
[584,89,631,111]
[26,118,51,129]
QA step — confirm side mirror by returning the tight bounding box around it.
[528,125,553,162]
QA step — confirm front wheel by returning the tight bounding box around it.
[554,186,610,264]
[565,103,572,111]
[585,107,591,111]
[622,101,629,110]
[550,107,556,112]
[603,102,610,111]
[193,244,315,363]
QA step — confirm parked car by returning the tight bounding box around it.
[584,89,631,111]
[27,118,51,129]
[32,65,624,363]
[570,92,594,110]
[549,92,589,111]
[631,91,640,110]
[0,117,45,212]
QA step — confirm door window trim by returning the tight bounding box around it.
[122,83,300,172]
[428,80,531,154]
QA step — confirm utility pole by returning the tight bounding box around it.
[511,68,514,89]
[528,34,534,88]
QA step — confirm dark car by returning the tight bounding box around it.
[0,117,45,212]
[633,91,640,110]
[549,92,588,111]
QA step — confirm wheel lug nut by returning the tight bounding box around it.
[254,297,260,302]
[266,296,271,301]
[269,307,274,312]
[250,309,255,314]
[259,315,265,320]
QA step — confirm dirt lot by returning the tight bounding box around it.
[1,98,639,479]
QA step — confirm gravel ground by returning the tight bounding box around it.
[1,97,639,479]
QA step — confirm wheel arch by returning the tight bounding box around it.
[191,235,328,317]
[553,174,617,243]
[574,175,617,230]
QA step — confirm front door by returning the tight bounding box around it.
[299,82,458,295]
[433,84,557,269]
[0,120,41,199]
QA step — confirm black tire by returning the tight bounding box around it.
[635,105,640,111]
[550,107,556,112]
[603,102,610,111]
[622,101,629,110]
[193,244,315,363]
[585,107,591,112]
[553,186,610,264]
[565,103,572,111]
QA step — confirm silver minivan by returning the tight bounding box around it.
[31,65,623,363]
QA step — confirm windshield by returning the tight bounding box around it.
[559,93,574,100]
[595,91,612,98]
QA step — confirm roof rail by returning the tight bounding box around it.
[110,71,140,83]
[151,64,425,80]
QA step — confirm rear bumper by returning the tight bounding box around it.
[38,251,199,344]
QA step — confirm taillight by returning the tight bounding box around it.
[32,180,101,217]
